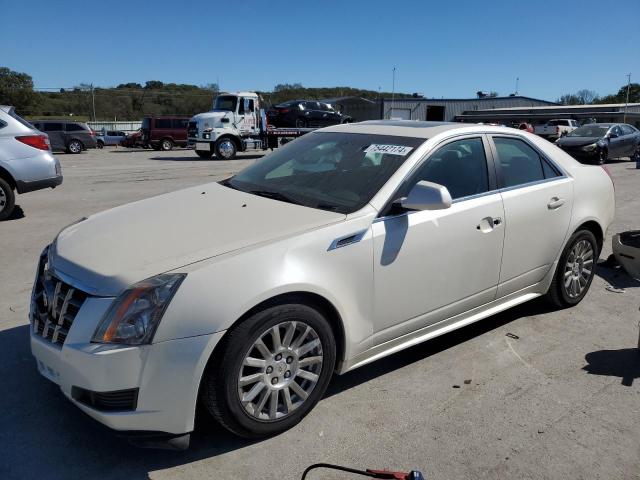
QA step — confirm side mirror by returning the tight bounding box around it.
[399,181,452,211]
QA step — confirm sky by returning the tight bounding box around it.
[1,0,639,101]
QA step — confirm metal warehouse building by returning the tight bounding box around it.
[455,103,640,128]
[383,96,556,122]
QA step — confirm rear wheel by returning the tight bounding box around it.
[546,229,598,307]
[201,303,336,438]
[215,138,237,159]
[0,177,16,221]
[295,118,307,128]
[160,138,174,151]
[632,144,640,163]
[67,139,83,154]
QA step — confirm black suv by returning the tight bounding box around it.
[29,120,97,153]
[267,100,352,128]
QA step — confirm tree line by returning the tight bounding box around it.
[1,67,638,121]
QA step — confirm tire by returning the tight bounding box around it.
[546,229,598,308]
[215,138,237,160]
[201,303,336,438]
[67,139,83,154]
[160,138,173,151]
[0,177,16,221]
[295,118,307,128]
[632,144,640,163]
[196,149,213,159]
[597,148,607,165]
[96,140,104,149]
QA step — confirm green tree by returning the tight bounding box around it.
[0,67,37,112]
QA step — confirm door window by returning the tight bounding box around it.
[620,124,635,135]
[65,123,85,132]
[172,119,188,129]
[155,119,172,129]
[42,123,63,132]
[493,137,559,188]
[409,137,489,200]
[611,125,623,137]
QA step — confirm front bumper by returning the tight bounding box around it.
[30,325,224,435]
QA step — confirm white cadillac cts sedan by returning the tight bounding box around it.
[30,121,615,445]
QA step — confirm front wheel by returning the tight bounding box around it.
[201,303,336,438]
[597,148,608,165]
[96,140,104,149]
[67,139,83,154]
[160,138,174,151]
[0,177,16,221]
[546,230,598,307]
[215,138,237,159]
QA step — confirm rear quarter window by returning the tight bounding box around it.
[155,119,172,129]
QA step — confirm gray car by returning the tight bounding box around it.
[0,106,63,220]
[29,120,97,154]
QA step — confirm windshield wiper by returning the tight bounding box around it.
[249,190,302,206]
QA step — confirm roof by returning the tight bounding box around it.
[475,103,640,112]
[321,120,468,138]
[383,95,557,105]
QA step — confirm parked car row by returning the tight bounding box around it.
[555,123,640,164]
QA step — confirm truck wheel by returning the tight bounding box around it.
[160,138,174,151]
[0,178,16,221]
[196,150,213,159]
[215,138,237,160]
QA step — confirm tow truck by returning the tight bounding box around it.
[188,91,314,159]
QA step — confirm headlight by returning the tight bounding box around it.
[92,273,186,345]
[582,143,597,152]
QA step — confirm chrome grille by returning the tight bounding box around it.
[31,253,87,346]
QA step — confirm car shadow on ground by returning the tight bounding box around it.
[147,154,265,162]
[2,205,25,221]
[0,298,556,479]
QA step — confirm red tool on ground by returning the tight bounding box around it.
[300,463,425,479]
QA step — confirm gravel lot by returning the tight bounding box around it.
[0,147,638,480]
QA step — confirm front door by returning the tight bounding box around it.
[489,135,573,297]
[608,125,626,158]
[371,136,505,344]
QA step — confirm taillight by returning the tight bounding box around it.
[15,135,50,151]
[279,108,290,114]
[89,129,96,136]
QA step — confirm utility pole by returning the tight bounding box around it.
[91,83,96,122]
[390,67,396,119]
[515,77,519,96]
[623,73,631,123]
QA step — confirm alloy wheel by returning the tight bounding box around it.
[563,239,594,298]
[69,141,81,153]
[237,321,323,421]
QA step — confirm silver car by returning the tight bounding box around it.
[0,106,62,220]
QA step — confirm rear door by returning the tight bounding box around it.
[620,125,637,156]
[41,122,65,151]
[489,135,573,297]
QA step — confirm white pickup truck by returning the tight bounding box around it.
[534,119,579,139]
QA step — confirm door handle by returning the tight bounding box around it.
[547,197,565,210]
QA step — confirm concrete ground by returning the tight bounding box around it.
[0,147,638,480]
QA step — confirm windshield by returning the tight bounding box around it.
[213,95,238,112]
[225,132,425,214]
[567,125,610,137]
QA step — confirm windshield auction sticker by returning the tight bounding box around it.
[364,144,414,156]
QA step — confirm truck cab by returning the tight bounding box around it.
[188,92,265,159]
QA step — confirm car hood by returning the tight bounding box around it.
[556,136,601,147]
[51,183,345,296]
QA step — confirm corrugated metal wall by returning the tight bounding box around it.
[87,121,142,132]
[383,97,555,121]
